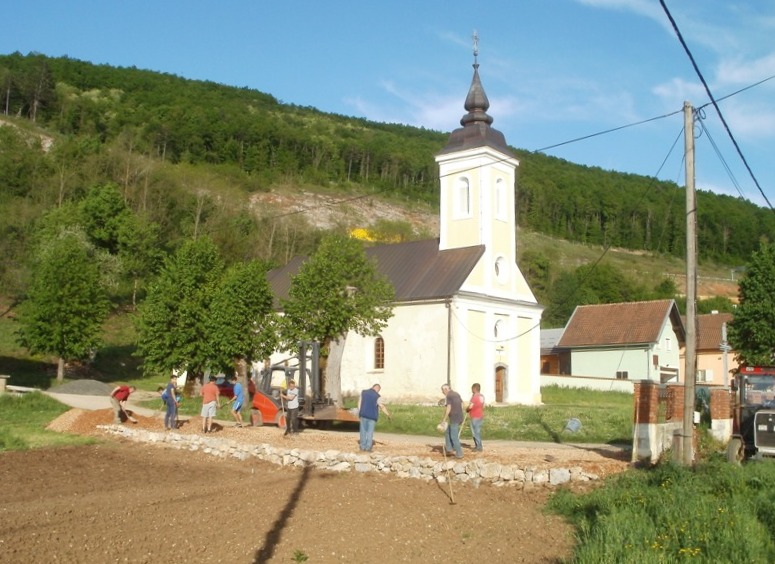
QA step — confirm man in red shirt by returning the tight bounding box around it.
[466,383,485,452]
[109,385,137,424]
[200,375,221,433]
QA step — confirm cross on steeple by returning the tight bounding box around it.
[473,30,479,64]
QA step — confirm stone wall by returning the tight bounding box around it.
[99,425,601,488]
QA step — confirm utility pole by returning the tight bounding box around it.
[682,101,698,466]
[721,321,730,387]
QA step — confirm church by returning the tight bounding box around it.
[267,53,543,405]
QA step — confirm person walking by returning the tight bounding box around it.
[161,375,179,430]
[281,379,299,436]
[227,374,245,428]
[440,384,464,459]
[467,382,485,452]
[201,375,220,433]
[109,384,136,424]
[357,383,391,452]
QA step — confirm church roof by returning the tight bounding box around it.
[266,239,484,307]
[437,62,512,157]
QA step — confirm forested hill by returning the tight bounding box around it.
[2,51,774,268]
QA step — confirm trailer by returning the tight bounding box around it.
[727,365,775,462]
[249,341,359,429]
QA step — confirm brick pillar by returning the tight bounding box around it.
[710,388,732,419]
[669,384,684,422]
[634,381,659,424]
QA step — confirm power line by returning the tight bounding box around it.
[659,0,773,211]
[533,109,682,154]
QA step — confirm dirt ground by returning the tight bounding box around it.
[0,408,631,563]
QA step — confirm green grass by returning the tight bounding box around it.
[548,456,775,562]
[345,385,632,444]
[0,392,96,451]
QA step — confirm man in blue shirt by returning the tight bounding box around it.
[357,383,391,452]
[228,375,245,428]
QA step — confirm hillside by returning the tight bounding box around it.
[250,187,737,301]
[1,52,774,268]
[0,52,748,314]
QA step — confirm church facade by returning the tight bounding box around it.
[268,58,543,405]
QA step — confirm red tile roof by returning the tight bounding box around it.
[558,300,685,348]
[695,312,733,351]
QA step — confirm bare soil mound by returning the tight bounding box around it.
[0,443,576,563]
[0,407,633,562]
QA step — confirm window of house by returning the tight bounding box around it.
[374,337,385,370]
[665,337,672,351]
[697,369,713,382]
[616,371,629,380]
[456,177,470,217]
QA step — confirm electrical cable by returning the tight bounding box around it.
[659,0,773,211]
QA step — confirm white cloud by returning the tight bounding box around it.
[716,52,775,86]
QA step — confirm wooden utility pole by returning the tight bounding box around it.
[682,101,698,466]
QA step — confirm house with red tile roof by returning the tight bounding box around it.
[680,312,737,386]
[557,300,685,383]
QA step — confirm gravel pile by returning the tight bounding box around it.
[51,379,113,396]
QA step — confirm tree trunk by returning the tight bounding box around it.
[57,357,65,383]
[235,357,249,421]
[325,336,345,404]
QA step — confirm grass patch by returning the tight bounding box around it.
[0,392,96,450]
[372,385,631,444]
[548,457,775,562]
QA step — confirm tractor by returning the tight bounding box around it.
[727,365,775,462]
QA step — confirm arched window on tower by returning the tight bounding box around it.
[456,177,471,218]
[374,336,385,370]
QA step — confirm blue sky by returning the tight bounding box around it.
[3,0,774,207]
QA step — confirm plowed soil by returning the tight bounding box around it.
[0,407,631,563]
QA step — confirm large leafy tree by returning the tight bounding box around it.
[281,234,394,400]
[135,237,223,387]
[17,229,110,382]
[728,243,775,365]
[207,260,276,383]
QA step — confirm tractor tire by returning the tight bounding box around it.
[251,409,263,427]
[726,437,743,465]
[275,411,287,429]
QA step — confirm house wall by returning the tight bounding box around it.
[338,301,450,402]
[569,321,680,383]
[695,351,738,386]
[571,347,653,380]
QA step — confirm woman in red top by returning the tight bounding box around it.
[466,383,485,452]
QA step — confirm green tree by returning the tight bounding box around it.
[135,237,223,388]
[728,243,775,365]
[207,260,276,385]
[117,212,162,308]
[16,229,110,382]
[281,234,395,399]
[78,183,131,254]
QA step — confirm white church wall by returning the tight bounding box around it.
[339,301,450,403]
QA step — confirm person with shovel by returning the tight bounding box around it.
[109,384,137,424]
[440,384,464,459]
[357,383,391,452]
